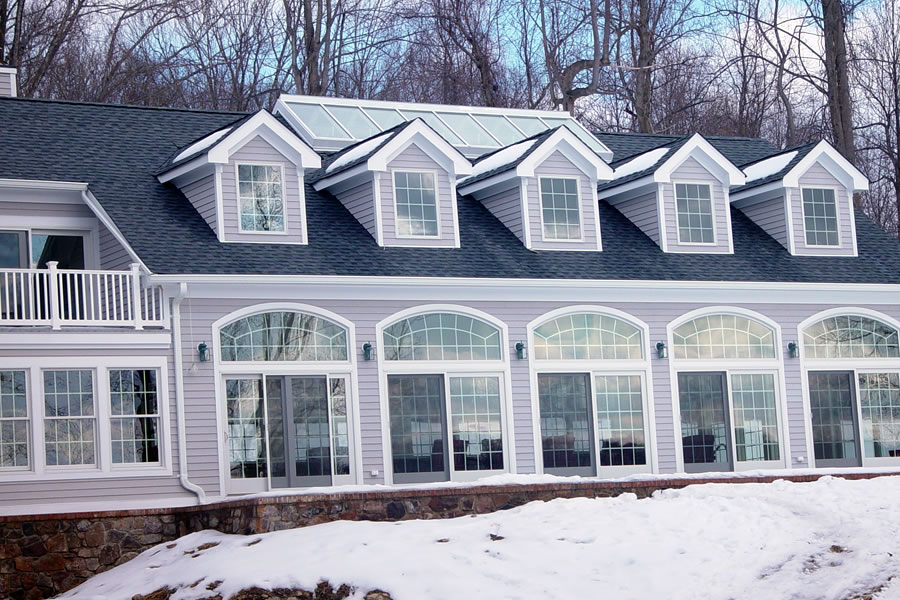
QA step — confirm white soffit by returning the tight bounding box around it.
[275,95,613,161]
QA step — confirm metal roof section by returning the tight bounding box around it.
[274,94,614,161]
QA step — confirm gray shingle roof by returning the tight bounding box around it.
[732,143,816,194]
[2,96,899,283]
[459,128,558,187]
[311,119,417,182]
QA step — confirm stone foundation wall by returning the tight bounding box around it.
[1,472,896,599]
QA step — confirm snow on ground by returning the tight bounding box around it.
[61,476,900,600]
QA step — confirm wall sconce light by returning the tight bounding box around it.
[788,341,799,359]
[362,342,373,361]
[515,342,527,360]
[656,341,667,359]
[197,342,209,362]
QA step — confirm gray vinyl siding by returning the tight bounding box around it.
[219,136,305,244]
[790,163,855,256]
[479,184,524,244]
[379,143,456,247]
[0,343,192,512]
[181,174,218,235]
[526,150,599,250]
[613,188,660,244]
[98,225,133,271]
[662,157,732,253]
[739,195,789,250]
[0,71,13,97]
[336,176,377,240]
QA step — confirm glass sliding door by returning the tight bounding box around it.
[449,376,503,473]
[731,373,780,462]
[594,374,646,467]
[388,375,448,483]
[538,374,595,476]
[225,377,268,493]
[678,372,733,472]
[858,372,900,459]
[808,371,861,467]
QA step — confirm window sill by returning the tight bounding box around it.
[0,466,173,482]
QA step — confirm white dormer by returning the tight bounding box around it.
[157,110,321,244]
[599,134,746,254]
[458,126,613,251]
[313,119,472,247]
[731,140,868,257]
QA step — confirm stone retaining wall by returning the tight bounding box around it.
[2,472,896,599]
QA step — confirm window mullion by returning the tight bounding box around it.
[97,367,111,472]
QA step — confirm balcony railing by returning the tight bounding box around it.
[0,262,168,329]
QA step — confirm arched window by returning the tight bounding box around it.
[220,311,348,361]
[672,314,776,360]
[383,312,502,361]
[802,315,900,359]
[533,313,643,360]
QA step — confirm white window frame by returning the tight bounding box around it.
[108,368,164,467]
[673,180,717,246]
[42,367,99,471]
[798,308,900,468]
[799,185,842,248]
[667,307,790,474]
[0,369,31,472]
[235,162,289,235]
[211,303,363,495]
[0,226,98,269]
[376,305,514,484]
[390,168,442,240]
[0,355,171,482]
[527,306,656,478]
[537,175,585,243]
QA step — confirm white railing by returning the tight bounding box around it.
[0,263,168,329]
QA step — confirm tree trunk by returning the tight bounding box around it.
[821,0,855,162]
[633,0,653,132]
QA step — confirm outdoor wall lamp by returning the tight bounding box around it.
[656,341,668,359]
[788,341,799,359]
[362,342,373,361]
[515,341,527,360]
[197,342,209,362]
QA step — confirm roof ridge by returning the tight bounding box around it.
[0,95,249,117]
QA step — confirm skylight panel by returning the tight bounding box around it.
[399,110,465,145]
[472,114,524,145]
[507,116,548,136]
[364,107,404,129]
[436,112,499,147]
[291,103,350,139]
[327,105,379,139]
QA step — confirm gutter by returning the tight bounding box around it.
[172,282,206,503]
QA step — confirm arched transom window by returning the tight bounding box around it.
[802,315,900,359]
[673,314,776,360]
[383,312,502,361]
[220,311,349,361]
[533,313,643,360]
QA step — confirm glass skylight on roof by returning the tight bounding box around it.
[327,105,379,138]
[277,96,614,160]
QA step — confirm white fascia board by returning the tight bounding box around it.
[156,155,210,184]
[653,133,746,186]
[312,163,371,192]
[368,120,472,176]
[0,178,88,192]
[729,180,785,203]
[208,110,321,169]
[515,128,614,181]
[596,175,656,201]
[456,170,518,197]
[783,140,869,191]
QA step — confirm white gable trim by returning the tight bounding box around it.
[207,111,321,169]
[368,121,472,176]
[653,134,745,186]
[515,127,613,181]
[783,140,868,191]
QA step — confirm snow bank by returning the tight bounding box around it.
[743,150,797,182]
[612,147,670,180]
[61,475,900,600]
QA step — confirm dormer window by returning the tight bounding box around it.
[393,171,439,237]
[675,183,714,244]
[802,188,839,247]
[237,164,285,233]
[540,177,582,241]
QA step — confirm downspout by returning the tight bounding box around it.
[172,282,207,502]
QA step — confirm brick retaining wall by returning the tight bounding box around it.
[2,472,897,599]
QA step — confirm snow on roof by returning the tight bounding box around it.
[325,132,391,174]
[743,150,798,182]
[173,127,232,163]
[612,147,670,180]
[458,138,538,186]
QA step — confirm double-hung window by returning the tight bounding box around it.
[237,164,285,232]
[109,369,160,464]
[540,177,582,240]
[0,371,29,469]
[802,188,839,246]
[393,171,438,237]
[675,183,714,244]
[43,369,96,467]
